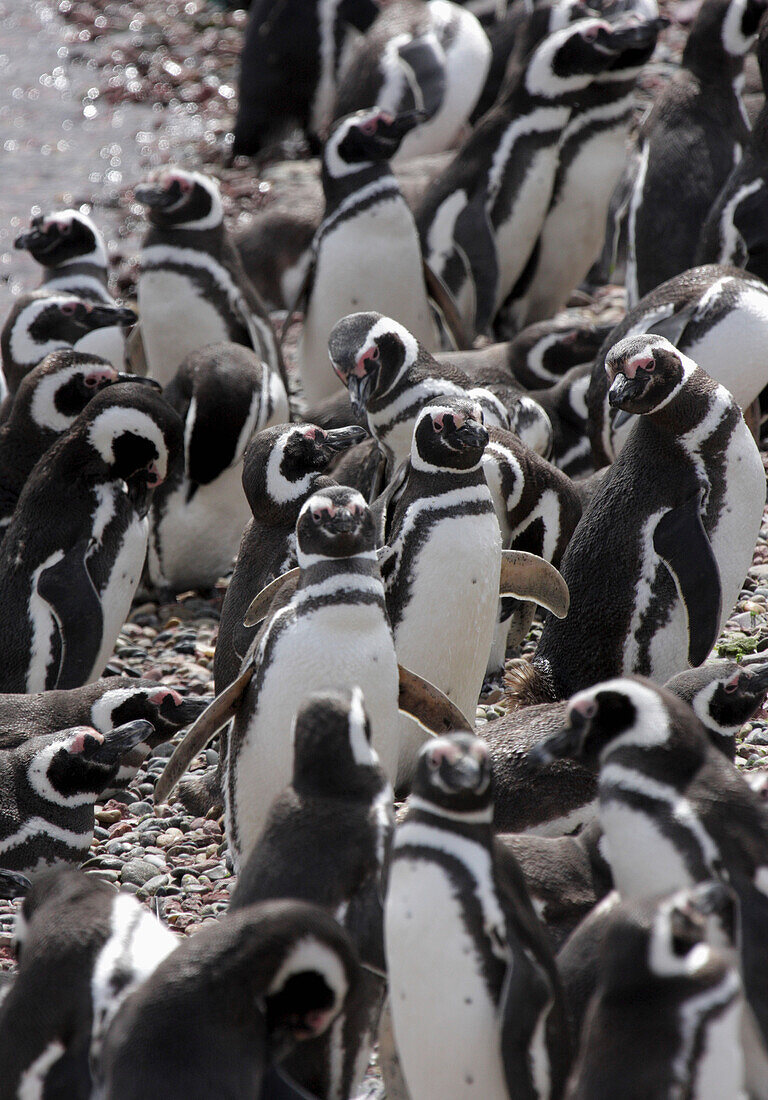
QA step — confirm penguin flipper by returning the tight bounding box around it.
[37,539,104,690]
[499,551,569,619]
[653,496,722,667]
[397,664,473,733]
[422,259,472,350]
[397,36,446,119]
[370,458,410,546]
[243,568,301,627]
[153,665,254,805]
[455,198,499,335]
[280,250,316,345]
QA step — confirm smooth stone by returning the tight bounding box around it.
[127,801,154,818]
[121,858,163,887]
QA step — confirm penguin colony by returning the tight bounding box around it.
[6,0,768,1096]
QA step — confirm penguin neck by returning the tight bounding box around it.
[41,259,109,285]
[143,222,225,256]
[643,372,725,438]
[683,34,744,89]
[254,472,335,527]
[296,552,381,591]
[600,734,707,788]
[321,162,400,216]
[406,798,495,839]
[405,462,488,494]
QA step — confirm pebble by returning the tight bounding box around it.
[121,858,164,887]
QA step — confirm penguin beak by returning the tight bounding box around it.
[321,425,368,455]
[134,183,173,209]
[0,869,31,900]
[446,754,482,791]
[87,719,155,763]
[125,472,156,517]
[526,712,591,769]
[605,16,667,52]
[389,109,428,137]
[167,694,213,725]
[14,228,47,251]
[743,662,768,694]
[450,420,489,450]
[347,374,375,420]
[115,373,163,392]
[608,372,646,410]
[88,304,137,330]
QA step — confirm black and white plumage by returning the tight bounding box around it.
[230,687,393,1100]
[146,341,289,595]
[503,315,613,390]
[417,14,657,336]
[0,867,177,1099]
[385,732,571,1100]
[214,421,367,693]
[530,363,594,477]
[98,899,359,1100]
[0,383,183,693]
[0,291,136,404]
[618,0,767,305]
[14,208,128,368]
[0,721,152,874]
[231,0,379,158]
[586,264,768,467]
[534,334,765,698]
[333,0,491,161]
[295,109,438,407]
[134,168,285,390]
[666,659,768,761]
[0,350,153,530]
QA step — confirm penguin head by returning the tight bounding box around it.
[78,383,184,514]
[90,682,212,744]
[526,17,656,95]
[323,108,425,176]
[291,687,389,799]
[412,398,488,472]
[16,350,155,434]
[329,312,421,419]
[667,660,768,755]
[133,168,223,230]
[719,0,768,58]
[0,869,31,901]
[24,721,154,805]
[411,733,494,820]
[296,485,376,563]
[605,334,696,416]
[2,294,137,373]
[14,209,106,268]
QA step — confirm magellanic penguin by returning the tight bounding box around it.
[332,0,492,161]
[294,108,439,408]
[230,688,393,1100]
[231,0,379,158]
[0,867,177,1099]
[214,420,367,694]
[586,264,768,467]
[529,363,595,477]
[0,350,154,530]
[154,483,469,867]
[508,14,665,329]
[666,658,768,761]
[416,14,655,337]
[146,341,289,595]
[98,899,359,1100]
[0,721,152,874]
[385,733,571,1100]
[565,882,746,1100]
[14,208,128,368]
[531,334,765,698]
[0,383,183,692]
[494,315,613,390]
[133,167,285,390]
[697,13,768,283]
[0,291,136,405]
[618,0,767,306]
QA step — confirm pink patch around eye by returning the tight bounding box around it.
[68,727,103,754]
[149,688,183,707]
[303,428,317,440]
[432,414,444,431]
[625,355,654,379]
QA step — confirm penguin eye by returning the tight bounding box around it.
[361,119,378,135]
[432,414,444,432]
[369,346,379,361]
[724,677,739,694]
[178,177,193,195]
[60,303,77,316]
[583,25,599,40]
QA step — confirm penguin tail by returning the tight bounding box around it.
[503,658,560,708]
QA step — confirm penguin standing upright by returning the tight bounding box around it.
[533,335,765,697]
[14,209,128,368]
[620,0,767,305]
[146,342,289,595]
[295,108,439,407]
[385,733,570,1100]
[0,383,183,692]
[230,688,393,1100]
[134,168,285,389]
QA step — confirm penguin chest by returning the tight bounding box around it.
[687,283,768,408]
[690,993,745,1100]
[138,268,231,386]
[599,794,699,899]
[386,854,509,1100]
[89,506,149,683]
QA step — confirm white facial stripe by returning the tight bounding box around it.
[690,679,734,735]
[364,316,419,370]
[43,209,108,266]
[27,733,103,807]
[323,113,378,178]
[526,21,610,96]
[90,687,146,733]
[30,361,112,432]
[17,1041,67,1100]
[88,406,168,479]
[347,686,377,767]
[648,897,712,978]
[650,350,698,412]
[570,678,672,753]
[152,168,223,230]
[265,430,316,503]
[722,0,755,57]
[9,297,83,368]
[267,935,349,1008]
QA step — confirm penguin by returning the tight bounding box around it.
[231,0,379,158]
[14,208,128,368]
[146,342,289,595]
[154,484,469,867]
[532,334,766,699]
[498,819,613,949]
[585,264,768,467]
[295,108,439,408]
[98,898,359,1100]
[565,882,746,1099]
[486,315,613,390]
[0,721,152,874]
[416,14,655,337]
[214,421,367,694]
[0,292,136,403]
[0,383,183,692]
[385,732,571,1100]
[332,0,491,162]
[508,14,665,329]
[666,659,768,761]
[0,350,154,529]
[697,13,768,283]
[133,168,285,389]
[619,0,767,305]
[0,867,177,1100]
[530,363,595,477]
[230,687,392,1100]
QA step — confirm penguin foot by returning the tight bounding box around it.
[176,766,223,818]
